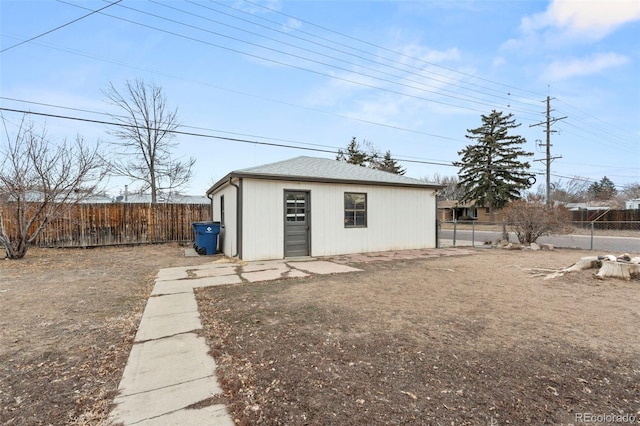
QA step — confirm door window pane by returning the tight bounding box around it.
[286,193,306,222]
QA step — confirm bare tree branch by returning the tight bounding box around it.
[0,115,107,259]
[103,78,194,203]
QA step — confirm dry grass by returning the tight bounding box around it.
[198,248,640,425]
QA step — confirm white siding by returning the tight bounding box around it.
[211,181,238,257]
[241,180,286,261]
[238,178,437,261]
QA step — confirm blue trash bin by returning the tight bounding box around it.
[192,221,220,255]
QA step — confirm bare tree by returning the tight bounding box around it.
[424,174,464,200]
[104,78,195,203]
[0,116,107,259]
[620,182,640,200]
[534,177,590,203]
[502,196,571,244]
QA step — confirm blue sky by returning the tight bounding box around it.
[1,0,639,196]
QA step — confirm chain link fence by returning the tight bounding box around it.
[438,220,640,253]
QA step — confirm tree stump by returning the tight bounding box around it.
[544,255,640,281]
[595,261,640,280]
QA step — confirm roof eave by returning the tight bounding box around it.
[207,171,444,193]
[206,172,234,195]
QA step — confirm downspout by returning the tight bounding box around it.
[229,176,242,259]
[435,191,439,249]
[206,192,214,220]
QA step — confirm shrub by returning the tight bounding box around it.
[502,198,572,244]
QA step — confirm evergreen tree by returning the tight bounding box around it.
[588,176,617,201]
[372,150,406,175]
[454,110,535,222]
[336,137,370,166]
[336,138,406,175]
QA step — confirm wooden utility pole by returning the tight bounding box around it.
[530,96,566,207]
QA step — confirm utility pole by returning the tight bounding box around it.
[530,96,566,207]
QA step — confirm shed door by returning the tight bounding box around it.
[284,191,310,257]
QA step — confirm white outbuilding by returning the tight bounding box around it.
[206,156,443,261]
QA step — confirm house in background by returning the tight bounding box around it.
[206,156,443,261]
[438,200,503,223]
[625,199,640,210]
[113,193,209,204]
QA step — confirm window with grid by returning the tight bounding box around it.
[286,192,306,222]
[344,192,367,228]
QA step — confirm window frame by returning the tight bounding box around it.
[344,192,367,228]
[285,191,307,223]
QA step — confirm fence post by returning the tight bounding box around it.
[453,220,457,247]
[590,222,594,250]
[471,220,475,247]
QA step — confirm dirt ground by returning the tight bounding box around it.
[0,244,214,425]
[196,249,640,426]
[2,245,639,425]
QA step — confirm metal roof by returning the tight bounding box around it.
[208,156,443,194]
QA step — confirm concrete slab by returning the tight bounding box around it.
[189,265,238,278]
[151,275,241,295]
[189,274,243,289]
[117,333,217,396]
[156,266,190,281]
[135,311,201,342]
[151,279,194,296]
[111,375,223,425]
[134,404,234,426]
[143,293,199,317]
[242,268,288,283]
[241,261,289,273]
[113,256,373,425]
[288,260,362,275]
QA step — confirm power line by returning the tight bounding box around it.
[58,0,540,117]
[6,105,636,189]
[0,106,456,168]
[3,4,634,182]
[4,1,548,138]
[239,0,547,98]
[1,0,122,53]
[550,93,638,154]
[0,95,464,144]
[115,1,520,113]
[3,101,634,181]
[166,0,543,114]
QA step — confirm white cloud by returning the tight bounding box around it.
[283,17,302,32]
[543,52,630,81]
[522,0,640,40]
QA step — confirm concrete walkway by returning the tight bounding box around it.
[109,255,362,425]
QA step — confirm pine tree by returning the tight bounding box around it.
[588,176,617,201]
[372,150,406,175]
[336,137,370,166]
[454,110,535,222]
[336,138,406,175]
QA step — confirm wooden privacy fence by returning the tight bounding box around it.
[570,209,640,230]
[2,202,212,248]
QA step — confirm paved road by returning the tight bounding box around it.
[440,229,640,253]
